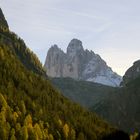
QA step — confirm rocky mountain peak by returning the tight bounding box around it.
[134,59,140,66]
[48,44,62,53]
[47,45,66,58]
[44,45,65,77]
[44,39,122,87]
[122,59,140,85]
[51,44,59,49]
[67,39,84,56]
[0,8,9,29]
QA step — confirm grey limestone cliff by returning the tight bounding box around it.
[44,39,122,87]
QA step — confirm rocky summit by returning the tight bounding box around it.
[44,39,122,87]
[122,60,140,85]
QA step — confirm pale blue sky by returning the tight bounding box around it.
[1,0,140,75]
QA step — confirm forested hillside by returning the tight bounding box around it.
[0,8,9,28]
[0,27,45,76]
[51,78,115,108]
[93,75,140,133]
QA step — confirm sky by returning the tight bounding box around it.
[1,0,140,76]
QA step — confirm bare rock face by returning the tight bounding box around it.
[122,60,140,85]
[63,39,84,79]
[44,39,122,87]
[44,45,66,77]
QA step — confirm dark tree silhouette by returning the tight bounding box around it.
[103,130,130,140]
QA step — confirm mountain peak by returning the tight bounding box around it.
[49,44,60,51]
[67,38,84,55]
[48,44,64,55]
[51,44,59,49]
[134,59,140,66]
[0,8,9,29]
[69,38,82,45]
[122,59,140,85]
[44,39,122,86]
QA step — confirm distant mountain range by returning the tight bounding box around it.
[44,39,122,87]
